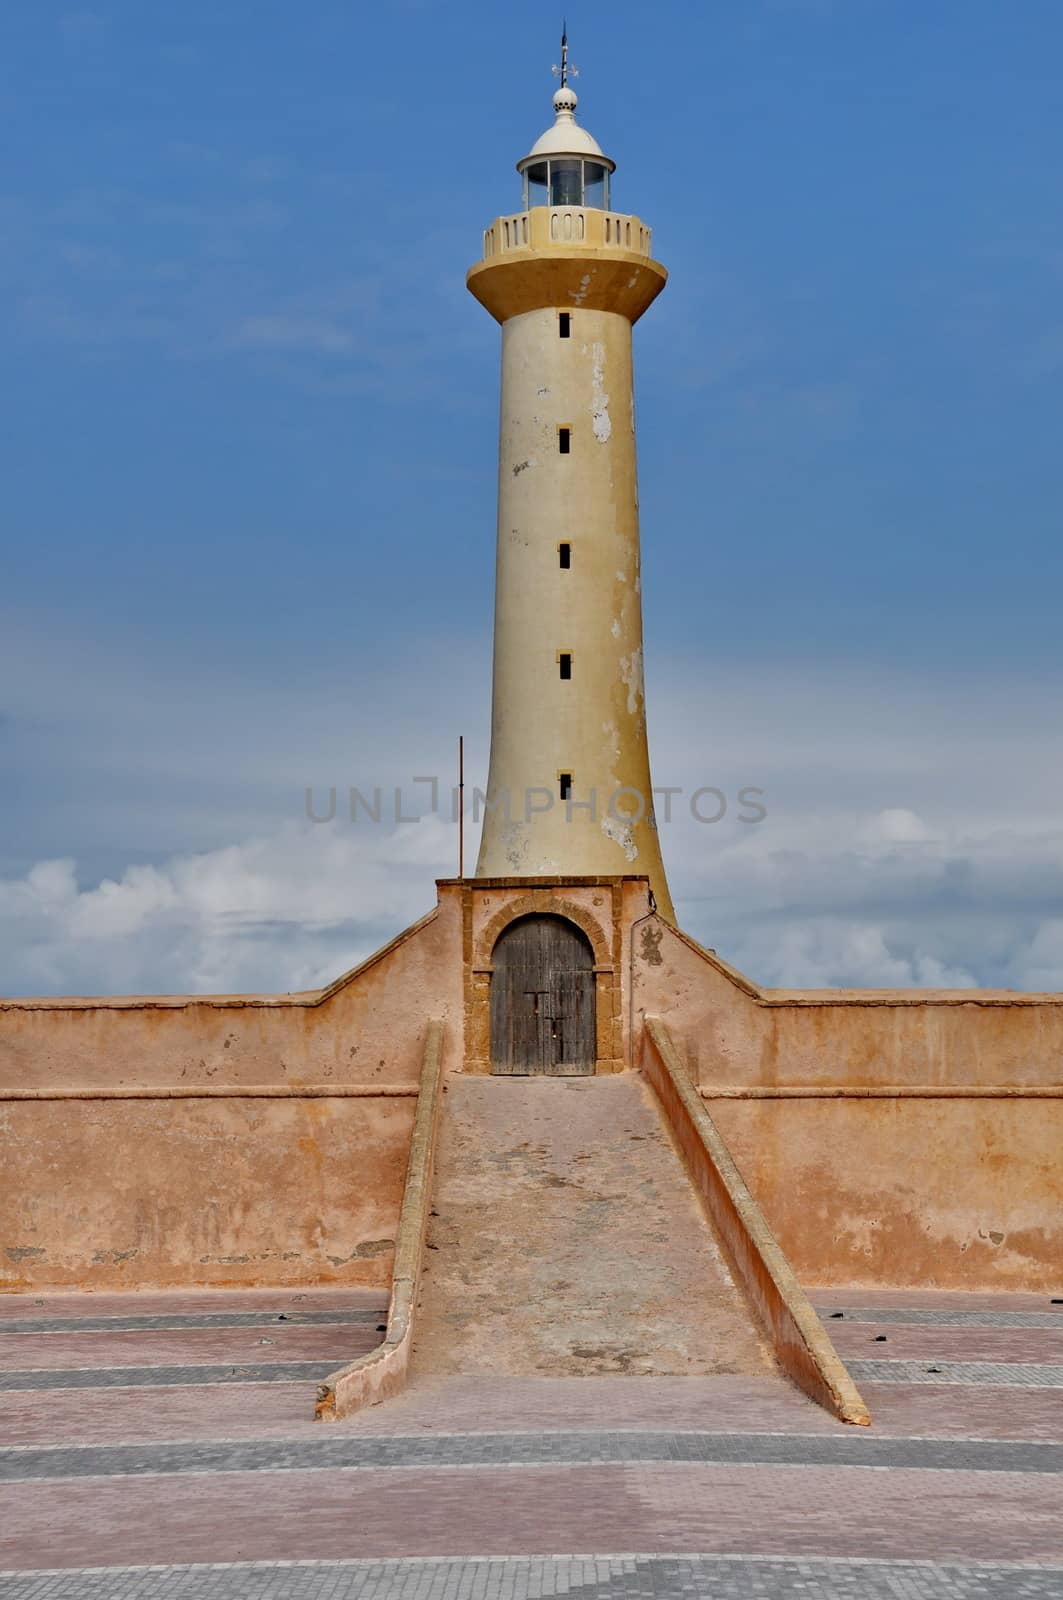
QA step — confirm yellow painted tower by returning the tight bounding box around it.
[469,42,675,920]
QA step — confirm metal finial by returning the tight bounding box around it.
[551,23,579,89]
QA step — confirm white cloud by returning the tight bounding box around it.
[872,807,935,843]
[669,806,1063,990]
[724,920,978,991]
[1015,920,1063,993]
[0,818,455,997]
[3,800,1063,998]
[3,622,1063,997]
[646,660,1063,990]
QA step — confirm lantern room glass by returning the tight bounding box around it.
[550,159,582,206]
[583,163,607,209]
[522,158,610,211]
[525,162,548,207]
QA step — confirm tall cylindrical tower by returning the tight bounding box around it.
[468,68,674,921]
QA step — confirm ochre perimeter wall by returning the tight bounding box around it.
[0,901,462,1292]
[633,918,1063,1291]
[0,875,644,1296]
[4,878,1060,1296]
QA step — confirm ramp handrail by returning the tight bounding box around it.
[315,1020,446,1421]
[642,1016,871,1427]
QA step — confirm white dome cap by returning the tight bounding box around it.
[518,84,615,172]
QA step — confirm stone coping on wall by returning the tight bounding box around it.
[439,875,652,887]
[763,991,1063,1007]
[0,1084,421,1101]
[700,1085,1063,1099]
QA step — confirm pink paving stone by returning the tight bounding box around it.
[0,1463,1061,1568]
[0,1382,323,1447]
[330,1374,1063,1443]
[813,1288,1062,1314]
[0,1376,839,1451]
[4,1373,1061,1450]
[0,1289,386,1321]
[0,1323,375,1372]
[341,1375,837,1436]
[830,1323,1063,1364]
[2,1376,827,1452]
[858,1383,1063,1442]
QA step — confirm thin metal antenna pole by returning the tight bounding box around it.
[458,736,465,878]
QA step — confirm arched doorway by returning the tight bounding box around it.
[490,913,596,1075]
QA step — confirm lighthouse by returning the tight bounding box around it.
[468,40,675,921]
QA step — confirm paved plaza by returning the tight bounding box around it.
[0,1287,1061,1597]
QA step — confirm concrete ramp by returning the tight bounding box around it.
[412,1073,775,1378]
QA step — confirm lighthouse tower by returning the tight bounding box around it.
[469,42,675,921]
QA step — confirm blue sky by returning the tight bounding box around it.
[3,0,1063,994]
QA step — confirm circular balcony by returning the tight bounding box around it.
[482,208,653,260]
[468,207,666,326]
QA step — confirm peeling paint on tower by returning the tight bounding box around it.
[591,342,612,443]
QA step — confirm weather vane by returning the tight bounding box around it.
[551,22,579,89]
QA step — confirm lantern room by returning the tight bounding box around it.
[517,85,616,212]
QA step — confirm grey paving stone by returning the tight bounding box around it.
[0,1362,333,1392]
[1,1558,1061,1600]
[815,1306,1063,1330]
[848,1360,1063,1387]
[0,1311,380,1336]
[3,1430,1063,1481]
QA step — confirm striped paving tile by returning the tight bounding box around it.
[0,1310,382,1335]
[849,1360,1063,1387]
[345,1375,836,1437]
[0,1362,336,1391]
[0,1289,386,1319]
[5,1372,1061,1449]
[0,1323,372,1372]
[2,1430,1063,1481]
[829,1324,1063,1364]
[1,1556,1063,1600]
[813,1289,1061,1314]
[1,1462,1061,1568]
[0,1382,324,1448]
[856,1383,1063,1441]
[816,1305,1063,1329]
[0,1375,831,1448]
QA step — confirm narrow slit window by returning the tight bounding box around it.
[558,312,571,339]
[559,773,572,801]
[559,652,572,680]
[559,542,571,569]
[558,426,571,454]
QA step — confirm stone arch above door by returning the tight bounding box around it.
[474,892,612,973]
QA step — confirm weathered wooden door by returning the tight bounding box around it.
[490,914,595,1075]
